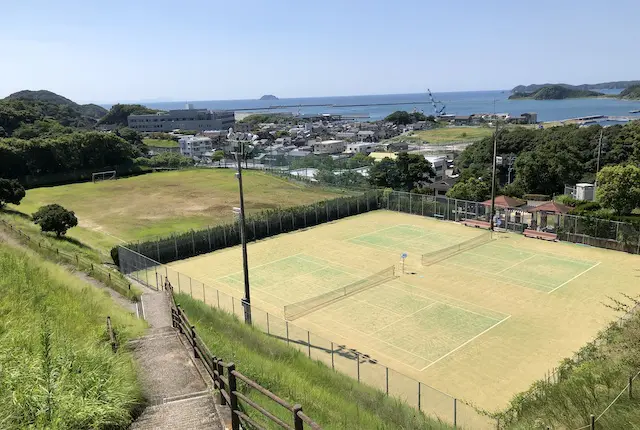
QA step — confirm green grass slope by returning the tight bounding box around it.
[176,294,452,430]
[619,85,640,100]
[499,308,640,429]
[0,242,146,428]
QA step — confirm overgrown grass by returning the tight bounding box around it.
[395,127,494,144]
[176,293,452,430]
[499,311,640,429]
[0,210,142,300]
[0,242,146,429]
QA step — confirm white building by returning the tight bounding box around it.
[344,142,377,155]
[179,136,213,158]
[313,139,346,155]
[425,155,447,181]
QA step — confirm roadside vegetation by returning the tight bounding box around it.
[0,242,146,428]
[498,297,640,429]
[176,293,452,430]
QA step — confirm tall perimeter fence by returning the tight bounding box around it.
[118,245,497,429]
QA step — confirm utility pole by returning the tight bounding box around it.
[595,128,604,188]
[229,129,252,325]
[489,120,499,231]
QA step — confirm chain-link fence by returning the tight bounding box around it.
[118,245,497,429]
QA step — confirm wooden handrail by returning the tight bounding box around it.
[168,288,322,430]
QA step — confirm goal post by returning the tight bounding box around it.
[92,170,117,183]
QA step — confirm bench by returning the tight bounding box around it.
[461,219,491,229]
[523,229,557,241]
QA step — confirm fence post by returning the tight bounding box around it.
[207,227,212,251]
[326,200,329,221]
[217,360,227,405]
[189,277,193,297]
[191,325,198,358]
[279,210,283,232]
[385,367,389,394]
[252,220,256,241]
[191,231,196,255]
[177,274,181,293]
[106,316,116,352]
[315,202,318,224]
[356,352,360,382]
[453,398,457,428]
[202,283,206,304]
[418,382,421,411]
[331,341,334,369]
[293,404,304,430]
[223,224,227,247]
[174,237,178,259]
[286,321,290,345]
[228,363,240,430]
[629,375,633,399]
[307,331,311,357]
[266,313,270,334]
[217,290,220,308]
[176,305,184,334]
[590,414,595,430]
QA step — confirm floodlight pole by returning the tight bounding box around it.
[235,140,252,325]
[489,120,499,231]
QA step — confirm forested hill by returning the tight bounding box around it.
[512,80,640,93]
[509,85,603,100]
[6,90,107,119]
[619,85,640,100]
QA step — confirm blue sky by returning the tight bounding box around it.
[2,0,638,103]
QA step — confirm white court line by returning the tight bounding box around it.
[346,225,404,241]
[346,295,409,317]
[369,302,438,335]
[395,279,510,318]
[495,254,538,274]
[420,315,512,371]
[438,260,553,291]
[487,242,598,266]
[547,261,602,294]
[387,284,504,322]
[217,252,305,278]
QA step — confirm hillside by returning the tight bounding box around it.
[6,89,107,119]
[0,241,145,428]
[513,80,640,93]
[98,103,161,126]
[260,94,278,100]
[619,85,640,100]
[509,85,603,100]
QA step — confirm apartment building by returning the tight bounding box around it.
[179,136,213,158]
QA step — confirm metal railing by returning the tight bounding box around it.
[167,282,322,430]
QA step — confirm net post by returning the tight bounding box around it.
[331,341,334,369]
[356,352,360,381]
[453,398,457,428]
[307,331,311,357]
[385,367,389,394]
[418,382,421,411]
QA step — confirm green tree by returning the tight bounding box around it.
[98,104,160,126]
[446,178,491,201]
[211,150,224,164]
[0,178,26,207]
[385,111,413,125]
[32,204,78,236]
[368,153,435,191]
[596,164,640,215]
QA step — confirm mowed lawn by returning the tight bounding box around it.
[12,169,348,253]
[142,138,179,148]
[412,126,494,144]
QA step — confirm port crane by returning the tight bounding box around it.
[427,89,447,116]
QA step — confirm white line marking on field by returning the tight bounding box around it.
[437,260,553,291]
[369,302,438,335]
[387,284,504,322]
[496,254,537,274]
[419,315,512,371]
[547,261,602,294]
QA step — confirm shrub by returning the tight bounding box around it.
[32,204,78,236]
[0,178,25,207]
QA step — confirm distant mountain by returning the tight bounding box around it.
[512,80,640,93]
[6,90,107,119]
[509,85,603,100]
[618,85,640,100]
[260,94,278,100]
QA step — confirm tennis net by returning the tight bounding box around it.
[421,231,493,266]
[283,266,397,321]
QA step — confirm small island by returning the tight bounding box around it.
[509,85,603,100]
[260,94,278,100]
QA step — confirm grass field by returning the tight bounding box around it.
[411,127,494,144]
[164,210,640,416]
[0,242,146,428]
[10,169,347,254]
[142,138,179,148]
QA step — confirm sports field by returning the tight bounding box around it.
[167,210,640,412]
[10,169,345,253]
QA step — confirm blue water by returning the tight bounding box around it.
[136,90,640,122]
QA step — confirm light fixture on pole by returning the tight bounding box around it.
[228,128,252,324]
[489,120,499,231]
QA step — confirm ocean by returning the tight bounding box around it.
[138,89,640,123]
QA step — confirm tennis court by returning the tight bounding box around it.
[167,210,639,411]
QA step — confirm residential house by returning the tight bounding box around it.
[425,155,447,181]
[344,142,377,155]
[313,140,346,155]
[427,177,459,196]
[179,136,213,158]
[357,130,376,142]
[453,115,473,126]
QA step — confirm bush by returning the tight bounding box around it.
[0,178,25,207]
[555,194,580,207]
[32,204,78,236]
